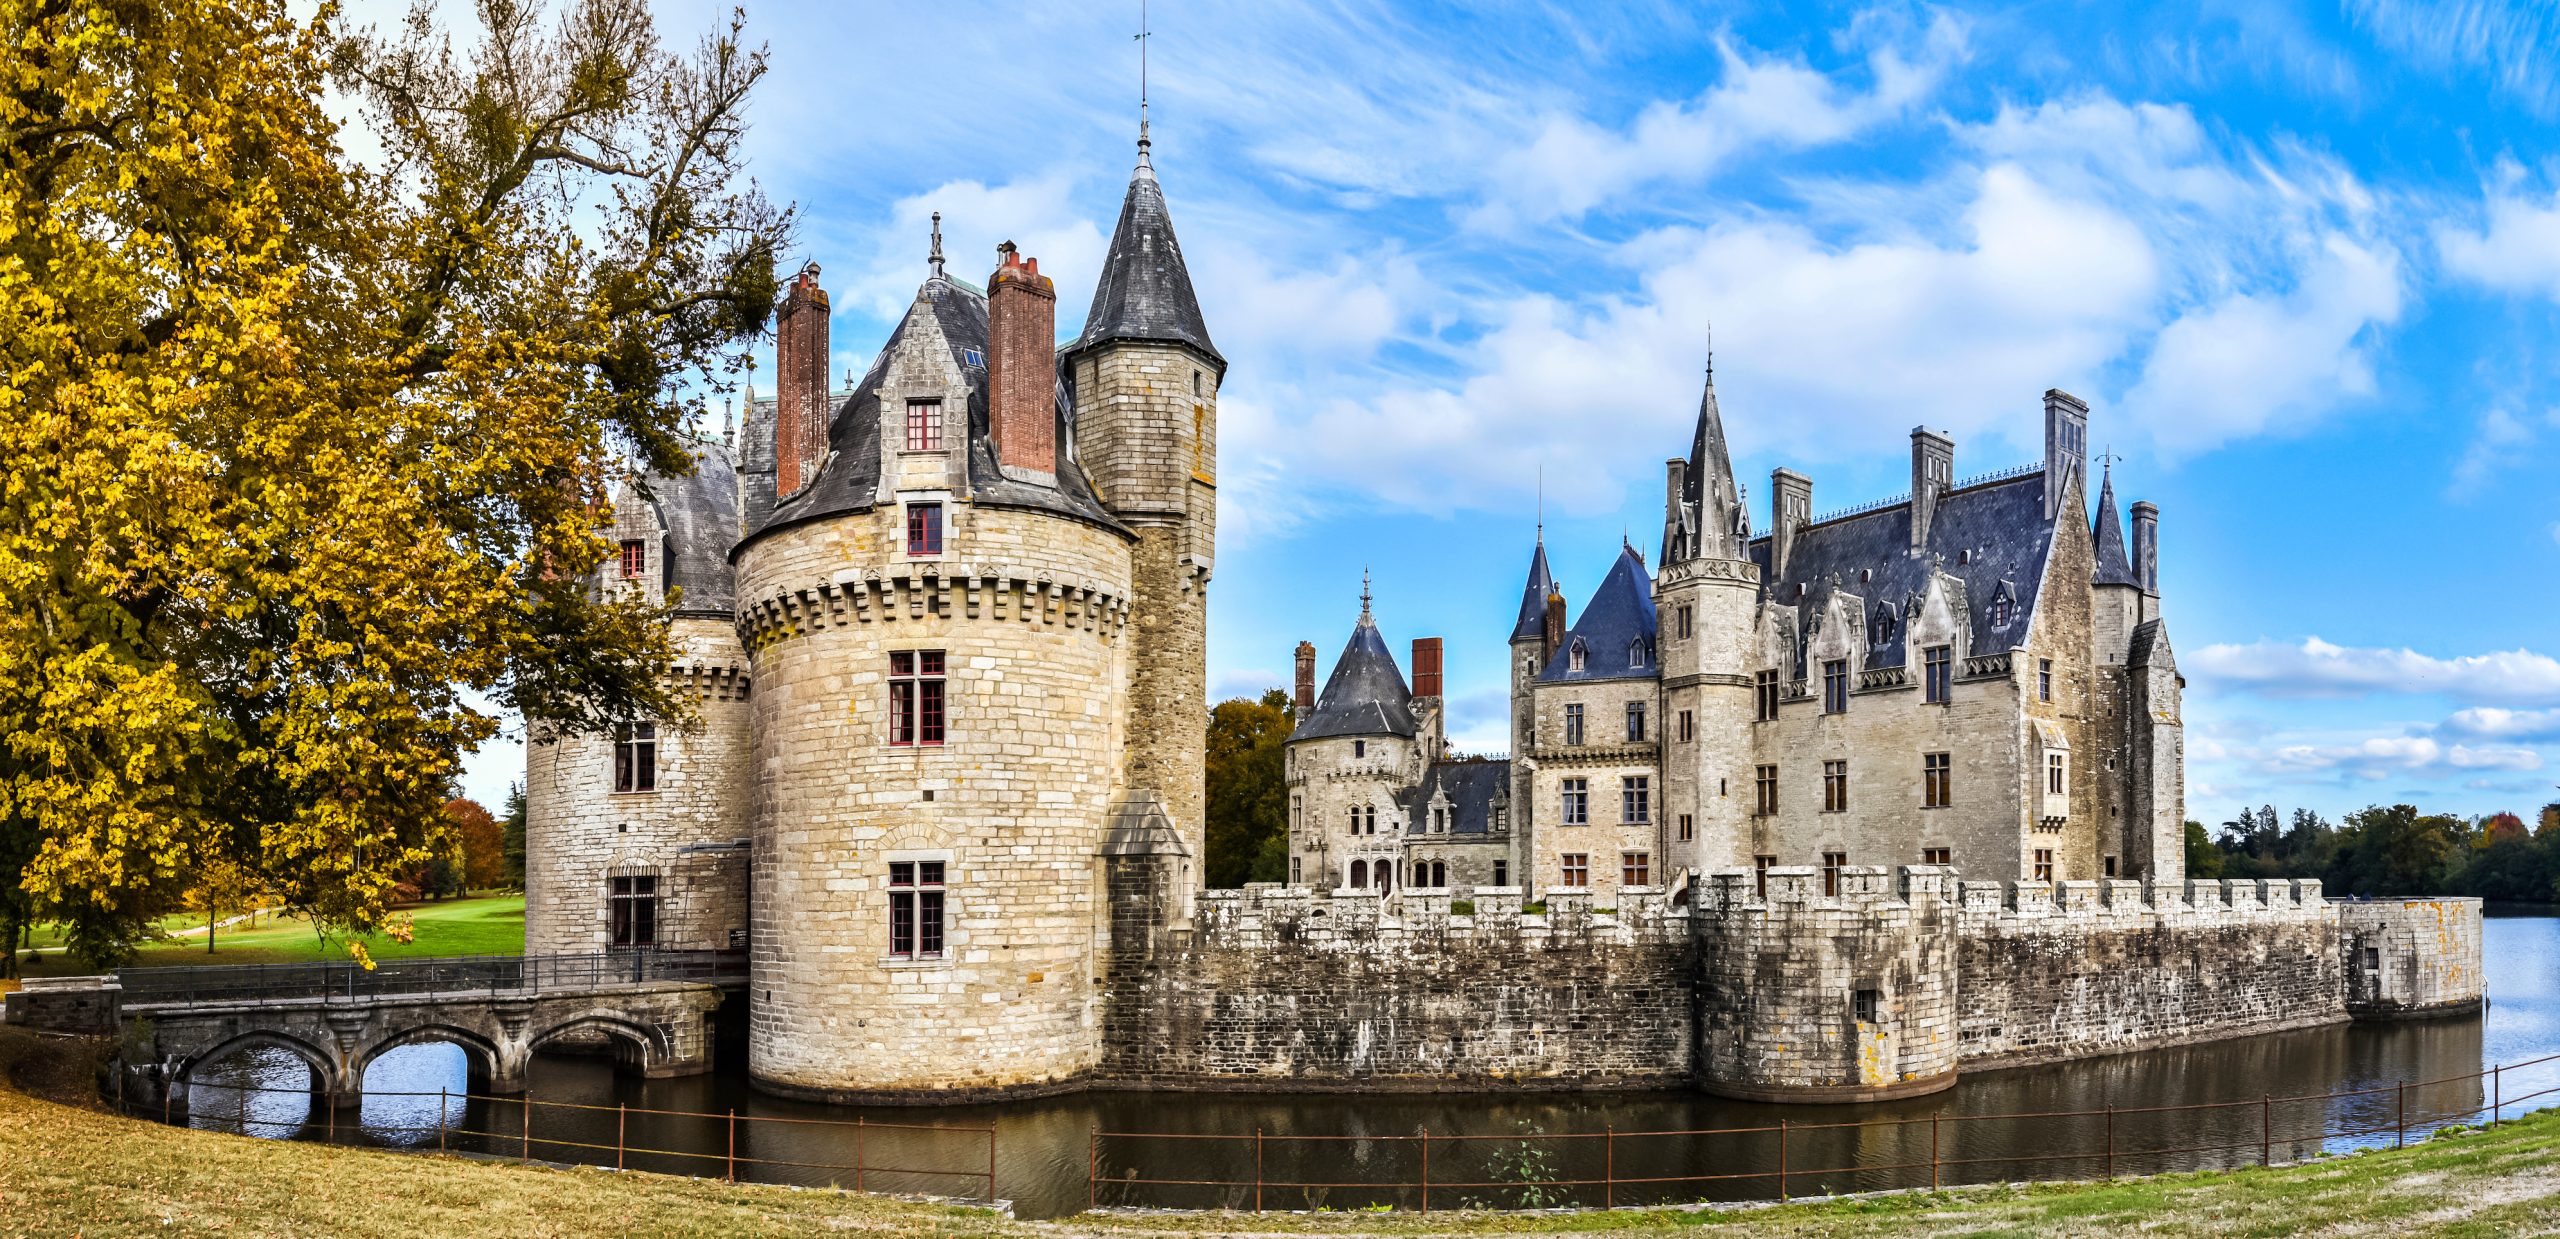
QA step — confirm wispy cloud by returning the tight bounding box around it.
[2190,637,2560,705]
[2438,165,2560,300]
[2450,407,2541,492]
[2348,0,2560,116]
[2438,706,2560,742]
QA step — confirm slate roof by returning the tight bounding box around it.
[2092,470,2138,587]
[1292,616,1416,741]
[1510,540,1556,642]
[653,437,742,618]
[1397,760,1512,837]
[1748,471,2056,673]
[2129,617,2174,669]
[1065,147,1223,372]
[739,275,1125,551]
[1538,545,1659,683]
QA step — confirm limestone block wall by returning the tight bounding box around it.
[1286,732,1421,890]
[1691,866,1963,1101]
[524,617,753,956]
[2338,897,2485,1018]
[1524,678,1662,901]
[734,502,1134,1101]
[1656,555,1760,876]
[1101,880,1695,1090]
[1952,877,2344,1068]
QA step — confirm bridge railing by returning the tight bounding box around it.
[116,950,748,1004]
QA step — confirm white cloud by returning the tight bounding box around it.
[2438,706,2560,742]
[2190,637,2560,705]
[1473,13,1967,226]
[2450,407,2541,491]
[2260,735,2543,779]
[2438,171,2560,300]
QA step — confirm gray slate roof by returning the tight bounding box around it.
[1397,760,1512,837]
[740,275,1124,551]
[1538,545,1658,683]
[1292,616,1416,740]
[1749,471,2056,672]
[653,437,742,618]
[2130,617,2174,669]
[2092,470,2138,587]
[1066,157,1223,372]
[1510,540,1555,642]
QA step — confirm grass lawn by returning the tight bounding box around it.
[14,894,525,978]
[6,1025,2560,1237]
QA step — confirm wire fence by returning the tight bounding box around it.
[115,950,749,1004]
[113,1075,997,1204]
[1089,1050,2560,1213]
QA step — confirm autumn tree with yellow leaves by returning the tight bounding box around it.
[0,0,790,970]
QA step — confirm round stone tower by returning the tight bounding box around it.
[1656,372,1760,876]
[1284,600,1422,891]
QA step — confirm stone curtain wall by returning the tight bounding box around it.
[1953,877,2345,1068]
[2339,897,2486,1018]
[1102,881,1695,1090]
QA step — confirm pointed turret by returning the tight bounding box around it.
[1293,606,1417,741]
[1667,368,1745,563]
[2093,467,2138,587]
[1068,128,1223,374]
[1510,538,1556,643]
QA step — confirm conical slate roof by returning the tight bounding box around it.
[1510,539,1555,642]
[1292,613,1416,741]
[2093,469,2138,587]
[1538,545,1659,683]
[1067,136,1223,371]
[1685,372,1741,521]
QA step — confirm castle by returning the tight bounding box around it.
[524,123,2483,1106]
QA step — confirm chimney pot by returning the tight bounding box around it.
[986,246,1059,477]
[773,265,833,501]
[1411,637,1444,700]
[1293,640,1317,712]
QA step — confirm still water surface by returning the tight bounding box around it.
[181,910,2560,1219]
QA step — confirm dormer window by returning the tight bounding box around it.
[1989,582,2017,629]
[1569,640,1587,673]
[1871,604,1897,647]
[906,399,942,452]
[618,540,646,580]
[1628,639,1647,669]
[906,502,943,556]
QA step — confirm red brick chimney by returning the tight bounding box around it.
[774,262,831,500]
[1411,638,1444,699]
[986,241,1058,476]
[1293,641,1317,712]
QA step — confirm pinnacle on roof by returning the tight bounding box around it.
[1068,120,1223,372]
[2093,465,2138,587]
[1510,537,1555,642]
[1686,366,1744,536]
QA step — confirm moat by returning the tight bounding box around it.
[176,910,2555,1220]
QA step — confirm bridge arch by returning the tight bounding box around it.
[528,1012,671,1075]
[178,1028,336,1088]
[358,1022,505,1092]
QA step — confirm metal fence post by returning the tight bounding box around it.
[2397,1081,2406,1149]
[1088,1125,1098,1212]
[2496,1064,2504,1125]
[987,1123,997,1205]
[856,1116,866,1193]
[1930,1111,1940,1191]
[1254,1127,1264,1213]
[327,1095,335,1145]
[1604,1125,1615,1210]
[618,1103,627,1170]
[1778,1117,1788,1201]
[726,1108,737,1182]
[2262,1095,2271,1167]
[1419,1127,1429,1214]
[522,1099,531,1163]
[438,1088,447,1152]
[2104,1105,2114,1181]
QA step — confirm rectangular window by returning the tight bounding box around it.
[1852,988,1880,1025]
[2033,849,2055,883]
[1354,739,1367,758]
[1756,670,1781,721]
[1564,704,1585,746]
[1560,778,1589,826]
[905,399,943,452]
[1823,760,1849,813]
[1754,765,1778,815]
[1493,859,1509,887]
[1621,776,1650,824]
[1678,605,1693,639]
[1924,645,1952,703]
[2048,752,2066,795]
[2363,946,2381,974]
[1924,752,1951,808]
[1290,856,1302,885]
[1625,701,1646,742]
[2104,855,2118,878]
[608,875,657,947]
[1822,851,1847,896]
[618,539,646,580]
[1622,852,1651,887]
[2039,658,2054,702]
[1677,710,1694,743]
[888,650,947,746]
[1493,806,1508,833]
[887,861,946,959]
[1922,847,1951,866]
[1560,854,1589,887]
[1677,813,1694,842]
[1823,659,1849,713]
[906,502,943,556]
[1755,854,1775,898]
[612,722,658,793]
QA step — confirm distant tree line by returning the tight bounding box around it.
[2186,802,2560,902]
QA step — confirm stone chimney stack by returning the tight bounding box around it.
[2131,501,2160,594]
[986,241,1059,479]
[1909,427,1953,552]
[1663,458,1690,563]
[1542,587,1567,666]
[774,263,831,500]
[1411,638,1444,700]
[2043,388,2089,521]
[1770,468,1812,581]
[1293,640,1317,711]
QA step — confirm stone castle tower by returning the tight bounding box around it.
[523,122,1219,1103]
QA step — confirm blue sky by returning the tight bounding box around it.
[441,0,2560,827]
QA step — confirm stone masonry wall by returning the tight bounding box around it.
[1953,877,2344,1068]
[1103,880,1694,1090]
[2339,897,2485,1017]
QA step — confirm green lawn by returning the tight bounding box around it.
[15,894,524,977]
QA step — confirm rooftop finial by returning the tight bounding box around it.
[929,211,944,279]
[1133,0,1156,180]
[1705,319,1714,387]
[1360,566,1372,620]
[2097,444,2125,477]
[1536,464,1544,544]
[722,395,734,448]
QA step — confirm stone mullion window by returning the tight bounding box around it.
[1754,764,1778,815]
[1622,851,1650,887]
[1560,853,1589,887]
[1625,701,1646,742]
[1822,760,1848,813]
[1923,645,1952,703]
[612,722,658,793]
[887,860,946,960]
[609,875,658,947]
[1564,704,1584,746]
[1822,660,1849,713]
[888,651,946,746]
[1755,670,1780,721]
[1923,752,1951,808]
[1560,778,1589,825]
[1621,776,1650,824]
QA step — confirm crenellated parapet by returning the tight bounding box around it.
[1185,883,1692,951]
[664,659,752,703]
[735,565,1131,654]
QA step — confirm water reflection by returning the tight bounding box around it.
[170,912,2560,1220]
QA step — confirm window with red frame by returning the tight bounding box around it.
[888,861,945,959]
[618,540,646,579]
[907,503,943,556]
[889,651,946,745]
[906,399,942,451]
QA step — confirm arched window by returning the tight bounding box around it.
[1432,862,1447,888]
[1872,603,1897,647]
[1363,805,1378,835]
[1350,859,1368,888]
[1377,866,1393,894]
[1413,861,1428,887]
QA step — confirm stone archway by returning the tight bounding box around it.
[528,1012,671,1076]
[357,1023,506,1094]
[176,1028,341,1126]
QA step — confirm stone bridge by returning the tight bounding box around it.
[9,951,740,1112]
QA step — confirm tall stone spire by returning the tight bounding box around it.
[1677,365,1744,561]
[2093,462,2138,587]
[1511,536,1555,643]
[1067,118,1223,373]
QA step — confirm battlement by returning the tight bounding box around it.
[1694,866,2326,924]
[1189,883,1690,949]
